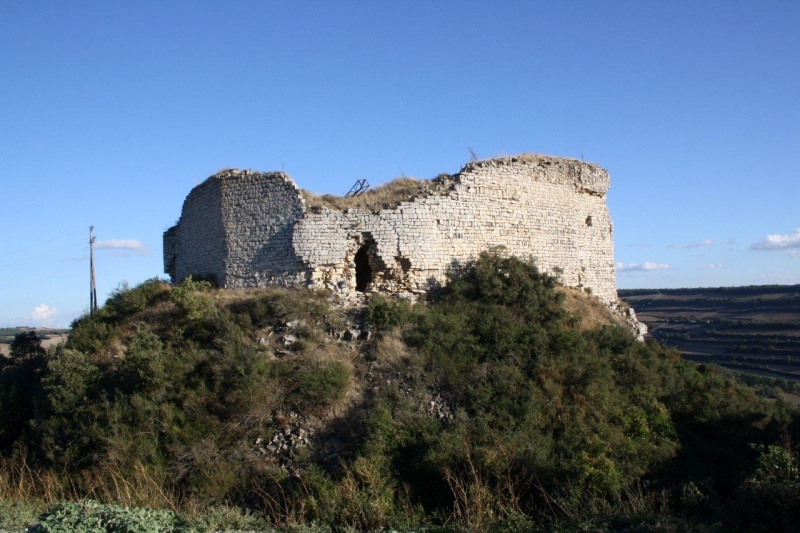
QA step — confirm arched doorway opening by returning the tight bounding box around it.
[354,243,373,292]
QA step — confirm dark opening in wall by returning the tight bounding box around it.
[355,243,373,292]
[167,254,177,281]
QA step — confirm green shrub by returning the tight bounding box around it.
[0,500,43,531]
[30,500,191,532]
[171,276,214,322]
[42,349,101,417]
[65,317,114,358]
[363,294,413,333]
[101,279,171,323]
[188,504,268,531]
[119,330,167,395]
[280,358,351,411]
[39,348,103,465]
[723,443,800,531]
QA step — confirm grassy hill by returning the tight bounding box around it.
[2,256,800,532]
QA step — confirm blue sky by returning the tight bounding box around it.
[1,1,798,328]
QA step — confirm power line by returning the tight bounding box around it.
[0,227,87,260]
[0,240,87,273]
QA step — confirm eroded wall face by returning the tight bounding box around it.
[167,179,227,285]
[293,158,617,304]
[220,172,307,288]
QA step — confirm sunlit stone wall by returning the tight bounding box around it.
[164,154,618,304]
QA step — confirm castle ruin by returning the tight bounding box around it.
[164,154,619,305]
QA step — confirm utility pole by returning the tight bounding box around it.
[89,226,97,316]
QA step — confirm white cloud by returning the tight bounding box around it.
[95,239,152,257]
[750,228,800,251]
[687,239,713,248]
[700,263,724,269]
[616,261,671,272]
[790,250,800,259]
[669,239,713,249]
[30,304,57,324]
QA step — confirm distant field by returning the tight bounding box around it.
[0,327,69,357]
[619,285,800,382]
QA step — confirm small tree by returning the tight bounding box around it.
[8,331,46,364]
[0,332,48,451]
[40,348,102,465]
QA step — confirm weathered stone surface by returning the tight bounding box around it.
[164,153,619,305]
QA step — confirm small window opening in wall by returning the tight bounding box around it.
[355,244,373,292]
[585,215,593,227]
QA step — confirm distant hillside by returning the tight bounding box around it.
[619,285,800,382]
[0,327,69,357]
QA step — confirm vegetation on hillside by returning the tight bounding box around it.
[2,254,800,531]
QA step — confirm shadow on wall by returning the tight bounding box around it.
[421,259,464,293]
[252,224,303,275]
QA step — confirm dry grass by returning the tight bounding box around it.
[370,329,412,369]
[558,287,625,331]
[0,453,180,511]
[215,286,340,327]
[301,177,446,213]
[443,437,528,531]
[298,153,596,215]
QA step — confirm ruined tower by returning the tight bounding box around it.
[164,154,618,304]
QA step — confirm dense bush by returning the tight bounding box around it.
[363,293,414,333]
[730,442,800,531]
[0,253,797,531]
[0,331,48,450]
[30,500,191,533]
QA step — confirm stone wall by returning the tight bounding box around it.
[164,177,227,285]
[165,154,619,305]
[219,170,306,288]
